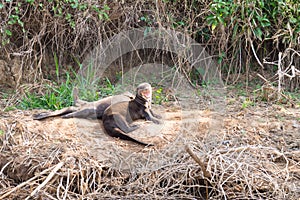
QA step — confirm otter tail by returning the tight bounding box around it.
[105,127,153,146]
[32,107,76,120]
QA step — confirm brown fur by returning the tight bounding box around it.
[32,88,134,120]
[102,83,161,146]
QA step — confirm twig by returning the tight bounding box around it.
[0,162,64,199]
[250,39,264,69]
[185,145,211,179]
[0,160,13,175]
[185,145,212,200]
[277,52,283,96]
[256,73,269,83]
[26,162,64,200]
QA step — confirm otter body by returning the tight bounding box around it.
[32,91,134,120]
[102,83,161,146]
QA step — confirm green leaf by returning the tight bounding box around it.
[254,27,263,41]
[206,14,216,24]
[211,22,218,31]
[259,16,271,27]
[289,17,297,24]
[26,0,35,4]
[177,21,185,26]
[79,3,87,10]
[103,4,110,10]
[5,29,12,36]
[65,13,72,20]
[17,19,24,27]
[232,23,239,39]
[144,27,152,36]
[102,12,109,20]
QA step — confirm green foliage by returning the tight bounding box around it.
[18,74,74,110]
[0,0,110,45]
[206,0,233,31]
[18,76,119,111]
[4,106,17,112]
[54,52,60,82]
[153,87,168,105]
[241,98,255,109]
[276,0,300,43]
[206,0,272,40]
[206,0,299,42]
[92,4,110,20]
[283,90,300,105]
[50,0,109,28]
[74,60,101,101]
[1,1,25,45]
[98,78,119,98]
[17,56,118,110]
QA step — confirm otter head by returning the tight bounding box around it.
[136,82,152,102]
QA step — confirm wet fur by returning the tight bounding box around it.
[102,83,161,146]
[32,90,134,120]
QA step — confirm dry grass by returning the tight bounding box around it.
[0,103,299,199]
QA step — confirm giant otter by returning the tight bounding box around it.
[102,83,161,146]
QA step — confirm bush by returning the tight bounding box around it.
[0,0,299,90]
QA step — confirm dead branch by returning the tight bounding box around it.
[26,162,64,200]
[185,145,211,179]
[0,162,64,199]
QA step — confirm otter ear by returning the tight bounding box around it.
[136,88,140,95]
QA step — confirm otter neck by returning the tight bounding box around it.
[134,94,150,108]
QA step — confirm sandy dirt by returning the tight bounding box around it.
[0,100,299,199]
